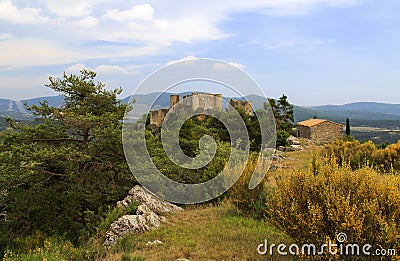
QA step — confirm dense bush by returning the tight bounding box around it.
[225,155,269,219]
[0,70,134,252]
[322,139,400,172]
[264,157,400,250]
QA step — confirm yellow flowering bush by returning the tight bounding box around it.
[322,139,400,172]
[265,157,400,249]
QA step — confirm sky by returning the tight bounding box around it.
[0,0,399,106]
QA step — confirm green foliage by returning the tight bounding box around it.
[145,110,263,185]
[276,130,290,147]
[265,157,400,250]
[267,94,294,147]
[2,236,106,261]
[226,156,268,219]
[146,126,232,185]
[267,94,294,133]
[0,70,134,251]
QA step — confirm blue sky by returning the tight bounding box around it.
[0,0,399,105]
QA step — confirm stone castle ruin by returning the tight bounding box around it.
[229,99,253,116]
[149,93,252,127]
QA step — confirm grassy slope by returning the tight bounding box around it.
[106,203,292,261]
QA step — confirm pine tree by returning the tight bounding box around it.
[266,94,294,146]
[0,70,133,246]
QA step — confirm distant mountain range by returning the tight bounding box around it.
[1,94,400,128]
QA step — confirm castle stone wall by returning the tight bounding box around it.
[149,93,225,127]
[149,109,168,126]
[229,99,253,116]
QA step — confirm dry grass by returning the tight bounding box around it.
[282,149,315,170]
[106,202,292,261]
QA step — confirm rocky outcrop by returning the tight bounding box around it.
[103,185,182,247]
[117,185,182,214]
[287,135,301,145]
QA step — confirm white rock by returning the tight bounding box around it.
[288,135,301,145]
[103,185,183,247]
[117,185,183,214]
[146,240,163,247]
[290,144,304,151]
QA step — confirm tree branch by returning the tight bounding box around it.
[25,138,83,143]
[21,166,81,181]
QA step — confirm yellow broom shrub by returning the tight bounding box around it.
[265,157,400,249]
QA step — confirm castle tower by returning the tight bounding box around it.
[214,94,222,110]
[170,95,180,108]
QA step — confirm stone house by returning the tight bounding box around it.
[297,119,343,143]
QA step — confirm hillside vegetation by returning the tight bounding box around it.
[1,70,400,260]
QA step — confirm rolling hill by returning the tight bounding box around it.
[1,94,400,128]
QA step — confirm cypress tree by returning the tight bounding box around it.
[346,118,351,136]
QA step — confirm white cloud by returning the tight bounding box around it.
[0,33,11,41]
[166,56,198,66]
[228,62,245,70]
[103,4,154,21]
[98,16,226,45]
[167,17,226,43]
[45,0,92,17]
[265,38,336,49]
[0,38,80,69]
[95,65,139,75]
[64,63,139,76]
[183,0,364,16]
[212,62,245,71]
[64,63,86,75]
[0,74,56,100]
[0,36,161,70]
[0,0,50,24]
[72,16,98,27]
[0,1,364,73]
[166,57,245,71]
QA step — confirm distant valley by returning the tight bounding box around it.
[1,93,400,143]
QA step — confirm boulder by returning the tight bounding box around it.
[117,185,182,214]
[103,185,182,247]
[288,135,301,145]
[272,154,284,162]
[277,146,286,152]
[289,144,304,151]
[103,214,153,247]
[269,164,283,171]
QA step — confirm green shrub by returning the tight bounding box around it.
[276,130,290,147]
[226,155,269,219]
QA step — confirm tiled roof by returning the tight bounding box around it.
[297,119,329,127]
